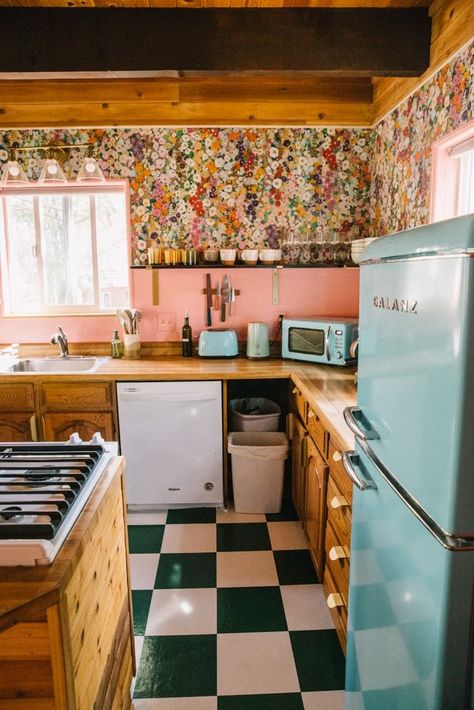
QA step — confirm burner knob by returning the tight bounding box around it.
[68,432,83,445]
[89,432,105,445]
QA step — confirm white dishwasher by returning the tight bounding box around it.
[117,381,223,508]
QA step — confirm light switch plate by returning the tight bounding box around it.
[157,312,176,332]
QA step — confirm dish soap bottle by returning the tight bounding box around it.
[111,329,123,359]
[181,312,193,357]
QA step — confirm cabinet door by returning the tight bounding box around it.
[42,412,115,442]
[305,436,328,579]
[289,413,307,520]
[0,413,36,442]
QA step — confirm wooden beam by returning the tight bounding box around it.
[0,8,430,76]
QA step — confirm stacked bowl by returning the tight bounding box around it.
[351,237,379,265]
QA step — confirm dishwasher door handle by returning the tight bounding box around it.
[118,391,217,403]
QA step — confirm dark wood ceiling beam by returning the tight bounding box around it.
[0,8,430,76]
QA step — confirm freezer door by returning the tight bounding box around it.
[357,249,474,535]
[345,447,474,710]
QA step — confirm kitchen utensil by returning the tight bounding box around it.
[246,322,270,359]
[215,282,221,311]
[221,274,230,322]
[205,273,213,327]
[230,286,236,316]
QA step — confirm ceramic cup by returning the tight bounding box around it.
[259,249,275,264]
[124,334,141,359]
[220,249,237,266]
[240,249,259,265]
[202,249,219,263]
[272,249,282,263]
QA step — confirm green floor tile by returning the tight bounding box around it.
[290,630,345,692]
[166,507,217,524]
[133,634,217,698]
[218,693,304,709]
[266,498,299,522]
[217,523,271,551]
[128,525,165,554]
[217,586,287,633]
[155,552,216,588]
[273,550,318,585]
[131,590,153,636]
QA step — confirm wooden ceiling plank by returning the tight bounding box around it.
[0,99,372,126]
[0,7,431,75]
[0,80,181,103]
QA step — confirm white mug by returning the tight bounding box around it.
[259,249,275,264]
[220,249,237,265]
[240,249,259,265]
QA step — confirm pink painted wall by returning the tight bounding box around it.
[0,268,359,345]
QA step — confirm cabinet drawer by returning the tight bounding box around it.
[327,475,351,545]
[0,383,35,412]
[328,439,353,504]
[323,565,347,653]
[290,386,307,424]
[325,520,350,604]
[40,382,113,411]
[306,407,327,456]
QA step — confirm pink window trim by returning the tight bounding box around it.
[430,120,474,223]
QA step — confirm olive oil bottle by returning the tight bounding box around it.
[181,312,193,357]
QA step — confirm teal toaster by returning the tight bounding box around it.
[198,329,238,357]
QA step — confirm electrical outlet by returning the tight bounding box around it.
[157,312,176,332]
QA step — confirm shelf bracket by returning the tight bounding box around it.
[151,270,159,305]
[272,266,282,305]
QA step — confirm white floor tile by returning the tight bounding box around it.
[131,636,145,697]
[217,551,279,587]
[267,521,308,550]
[302,690,345,709]
[133,699,217,710]
[281,584,334,630]
[217,632,299,696]
[145,588,217,635]
[161,523,216,553]
[217,508,266,524]
[130,554,160,590]
[128,511,168,525]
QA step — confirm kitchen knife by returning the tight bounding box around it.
[205,273,212,326]
[221,274,230,322]
[230,286,235,316]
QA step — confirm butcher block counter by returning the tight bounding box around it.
[0,456,134,710]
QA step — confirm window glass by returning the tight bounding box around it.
[0,185,130,316]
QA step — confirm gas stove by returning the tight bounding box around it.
[0,436,116,566]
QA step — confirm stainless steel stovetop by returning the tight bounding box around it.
[0,439,113,566]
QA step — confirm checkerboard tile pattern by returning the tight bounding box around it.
[129,503,345,709]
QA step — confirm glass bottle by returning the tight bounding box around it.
[181,312,193,357]
[111,329,123,359]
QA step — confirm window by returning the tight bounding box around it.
[0,183,130,316]
[431,120,474,222]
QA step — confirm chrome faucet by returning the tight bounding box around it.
[51,326,69,357]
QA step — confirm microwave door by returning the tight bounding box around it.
[289,327,325,356]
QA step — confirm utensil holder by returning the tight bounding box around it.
[124,334,141,359]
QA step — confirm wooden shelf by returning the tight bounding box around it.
[131,263,358,270]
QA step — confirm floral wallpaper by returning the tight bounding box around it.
[369,40,474,237]
[0,40,472,258]
[0,127,372,263]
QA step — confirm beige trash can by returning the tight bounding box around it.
[227,431,289,514]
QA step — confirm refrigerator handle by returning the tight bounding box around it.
[342,451,377,491]
[343,406,379,441]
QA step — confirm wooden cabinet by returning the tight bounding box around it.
[305,435,328,580]
[39,381,116,442]
[0,460,134,708]
[289,382,353,653]
[0,383,37,441]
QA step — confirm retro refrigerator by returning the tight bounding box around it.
[342,214,474,710]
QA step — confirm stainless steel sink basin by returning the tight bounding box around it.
[7,356,110,374]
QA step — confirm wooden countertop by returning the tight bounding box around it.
[0,456,125,633]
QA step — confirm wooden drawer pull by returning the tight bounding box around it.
[327,592,344,609]
[331,495,349,509]
[329,545,347,561]
[332,449,342,462]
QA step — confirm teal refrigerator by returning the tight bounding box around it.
[343,214,474,709]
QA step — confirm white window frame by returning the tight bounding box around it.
[0,180,131,317]
[431,120,474,222]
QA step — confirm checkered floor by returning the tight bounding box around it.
[128,500,345,709]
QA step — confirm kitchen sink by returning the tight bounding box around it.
[7,356,110,374]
